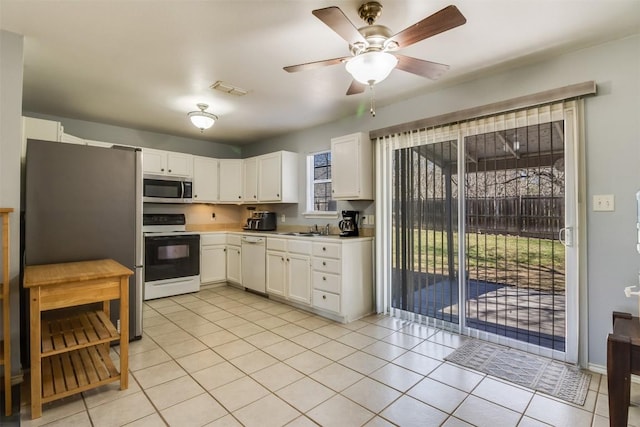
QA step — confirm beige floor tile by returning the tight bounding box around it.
[185,321,224,337]
[88,391,155,427]
[363,416,396,427]
[240,309,273,322]
[199,330,241,347]
[234,394,301,427]
[227,322,266,338]
[132,360,187,389]
[286,415,318,426]
[145,375,205,410]
[128,336,161,355]
[176,348,224,373]
[244,330,286,348]
[262,303,295,316]
[290,331,331,348]
[253,315,290,329]
[441,417,475,427]
[128,348,171,371]
[278,309,311,322]
[591,414,609,427]
[524,394,593,426]
[250,362,305,391]
[124,413,167,427]
[307,394,375,427]
[336,331,378,349]
[143,322,181,338]
[411,340,456,360]
[380,395,448,427]
[369,363,423,392]
[150,329,194,347]
[428,330,470,348]
[284,349,333,375]
[454,395,521,427]
[295,316,331,330]
[190,304,224,316]
[21,394,86,427]
[276,377,336,413]
[368,316,408,331]
[312,340,357,361]
[271,323,309,338]
[339,351,387,375]
[517,415,553,426]
[381,331,424,349]
[211,376,271,412]
[215,315,250,329]
[407,377,469,413]
[155,305,187,315]
[392,351,442,376]
[161,393,228,426]
[163,338,207,359]
[230,349,279,374]
[428,362,484,393]
[362,340,407,361]
[262,340,307,360]
[472,377,534,413]
[342,377,402,413]
[191,361,246,390]
[309,362,365,392]
[226,305,258,315]
[203,413,243,426]
[314,324,353,339]
[214,339,257,360]
[81,372,140,409]
[201,310,236,322]
[140,315,168,328]
[357,324,395,339]
[340,319,369,331]
[400,323,438,339]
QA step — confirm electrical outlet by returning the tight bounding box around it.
[368,214,375,225]
[281,213,285,223]
[117,319,121,333]
[593,194,615,211]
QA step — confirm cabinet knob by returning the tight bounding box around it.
[322,261,326,266]
[223,248,226,252]
[322,247,326,251]
[322,295,327,300]
[277,193,280,198]
[281,257,284,261]
[286,258,290,262]
[194,194,198,198]
[168,169,172,173]
[238,195,241,199]
[323,276,326,281]
[161,168,165,172]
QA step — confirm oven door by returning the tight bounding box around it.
[144,234,200,282]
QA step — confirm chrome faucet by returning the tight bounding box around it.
[325,223,330,235]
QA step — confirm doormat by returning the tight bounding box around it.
[444,339,591,405]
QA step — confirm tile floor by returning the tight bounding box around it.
[17,284,639,426]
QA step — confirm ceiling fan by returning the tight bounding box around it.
[284,2,466,96]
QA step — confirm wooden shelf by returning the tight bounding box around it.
[41,344,119,403]
[41,310,119,357]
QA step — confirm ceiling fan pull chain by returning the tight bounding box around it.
[369,83,376,117]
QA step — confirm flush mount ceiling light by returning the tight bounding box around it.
[345,51,398,85]
[188,103,218,132]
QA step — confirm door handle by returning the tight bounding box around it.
[559,227,573,247]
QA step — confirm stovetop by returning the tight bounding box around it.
[143,213,186,233]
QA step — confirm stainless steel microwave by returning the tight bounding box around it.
[143,174,193,203]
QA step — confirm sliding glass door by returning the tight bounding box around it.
[388,102,579,361]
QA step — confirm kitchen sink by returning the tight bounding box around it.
[277,232,321,237]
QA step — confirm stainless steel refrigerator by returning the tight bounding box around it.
[23,139,143,341]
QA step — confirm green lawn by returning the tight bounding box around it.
[394,228,565,292]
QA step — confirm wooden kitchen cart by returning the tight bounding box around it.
[23,259,132,419]
[1,208,14,415]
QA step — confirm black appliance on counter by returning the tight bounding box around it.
[244,211,277,231]
[339,210,359,237]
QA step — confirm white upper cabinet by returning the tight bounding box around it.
[242,157,258,203]
[219,159,243,203]
[143,148,193,178]
[257,151,298,203]
[193,156,219,203]
[331,132,373,200]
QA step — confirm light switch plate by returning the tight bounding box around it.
[593,194,615,211]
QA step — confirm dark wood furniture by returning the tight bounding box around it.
[608,311,640,427]
[24,259,132,419]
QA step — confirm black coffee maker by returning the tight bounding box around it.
[339,210,359,237]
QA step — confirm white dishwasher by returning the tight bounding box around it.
[241,235,266,293]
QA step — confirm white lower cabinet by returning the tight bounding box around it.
[201,234,227,284]
[226,234,242,285]
[311,239,373,322]
[266,238,311,305]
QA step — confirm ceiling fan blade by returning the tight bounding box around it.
[312,6,366,44]
[395,54,450,80]
[392,5,466,48]
[283,57,349,73]
[346,80,367,96]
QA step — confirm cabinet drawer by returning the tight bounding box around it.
[226,234,242,246]
[312,290,340,314]
[288,240,311,255]
[201,233,226,246]
[313,271,341,294]
[267,237,287,252]
[312,257,341,274]
[312,242,341,259]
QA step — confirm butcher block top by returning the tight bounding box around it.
[24,259,133,288]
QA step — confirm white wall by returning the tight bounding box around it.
[0,30,24,376]
[245,34,640,366]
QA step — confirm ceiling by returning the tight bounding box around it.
[1,1,639,146]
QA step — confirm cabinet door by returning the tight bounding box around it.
[258,153,281,202]
[201,245,227,283]
[287,253,311,305]
[331,134,360,199]
[243,157,258,202]
[167,152,193,177]
[193,156,219,203]
[226,245,242,284]
[219,159,243,202]
[142,148,167,175]
[266,251,286,297]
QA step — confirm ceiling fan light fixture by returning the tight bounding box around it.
[345,51,398,85]
[188,103,218,132]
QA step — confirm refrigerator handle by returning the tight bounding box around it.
[135,148,144,267]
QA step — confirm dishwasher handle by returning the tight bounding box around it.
[242,236,264,244]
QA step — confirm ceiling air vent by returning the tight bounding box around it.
[210,81,249,96]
